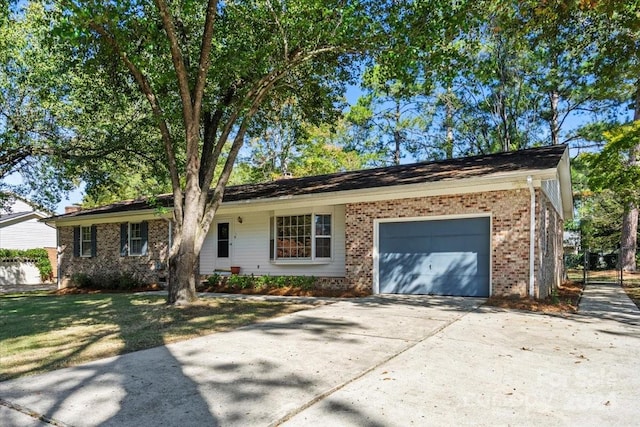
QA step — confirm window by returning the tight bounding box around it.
[80,226,92,257]
[120,221,148,256]
[73,225,96,258]
[315,214,331,258]
[217,222,229,258]
[270,213,331,261]
[129,223,143,255]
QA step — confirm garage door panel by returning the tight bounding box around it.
[378,217,490,297]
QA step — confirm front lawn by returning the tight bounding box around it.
[0,292,313,381]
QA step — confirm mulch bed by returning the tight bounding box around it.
[195,284,371,298]
[48,281,588,309]
[484,281,584,314]
[51,283,370,298]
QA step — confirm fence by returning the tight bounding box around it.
[565,245,638,285]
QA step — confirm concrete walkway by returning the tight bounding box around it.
[577,281,640,326]
[1,284,639,426]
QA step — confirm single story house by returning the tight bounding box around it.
[46,144,572,298]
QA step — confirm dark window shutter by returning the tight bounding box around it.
[73,226,80,257]
[120,223,128,256]
[90,225,97,257]
[141,221,149,255]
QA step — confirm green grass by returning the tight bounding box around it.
[0,292,313,381]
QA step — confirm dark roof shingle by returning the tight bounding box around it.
[53,144,567,220]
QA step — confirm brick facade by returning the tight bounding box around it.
[344,189,563,297]
[535,191,564,298]
[57,189,564,298]
[58,220,170,287]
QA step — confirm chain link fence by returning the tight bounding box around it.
[565,245,638,285]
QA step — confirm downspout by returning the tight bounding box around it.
[527,176,535,298]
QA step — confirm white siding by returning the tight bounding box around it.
[0,218,56,250]
[200,205,346,277]
[541,179,563,219]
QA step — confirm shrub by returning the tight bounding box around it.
[564,253,583,269]
[207,273,221,286]
[227,274,253,289]
[71,272,94,288]
[290,275,315,290]
[603,253,618,270]
[70,272,142,290]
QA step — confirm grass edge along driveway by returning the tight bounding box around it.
[0,292,315,381]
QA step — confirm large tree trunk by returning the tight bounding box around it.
[167,240,199,305]
[620,82,640,272]
[549,89,560,146]
[167,195,206,304]
[621,206,638,272]
[444,88,454,159]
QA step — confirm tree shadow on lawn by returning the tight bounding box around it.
[1,295,220,425]
[0,296,388,427]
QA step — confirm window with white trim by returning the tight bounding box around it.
[129,223,143,255]
[315,214,331,258]
[270,213,331,260]
[120,221,148,256]
[80,226,92,257]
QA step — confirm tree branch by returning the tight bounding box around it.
[87,20,183,221]
[153,0,193,122]
[192,0,219,120]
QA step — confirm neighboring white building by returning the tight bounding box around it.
[563,231,580,255]
[0,197,56,250]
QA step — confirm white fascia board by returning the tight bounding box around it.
[217,169,558,215]
[46,168,562,224]
[0,211,49,228]
[45,209,172,227]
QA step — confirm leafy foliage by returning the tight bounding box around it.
[50,0,393,304]
[203,274,316,291]
[70,271,143,290]
[585,122,640,207]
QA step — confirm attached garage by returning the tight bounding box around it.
[376,216,490,297]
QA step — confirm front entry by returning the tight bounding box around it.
[215,221,231,270]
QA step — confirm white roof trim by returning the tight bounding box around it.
[47,167,562,226]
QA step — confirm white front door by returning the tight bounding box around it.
[215,221,232,270]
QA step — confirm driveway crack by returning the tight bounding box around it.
[269,307,477,427]
[0,398,70,427]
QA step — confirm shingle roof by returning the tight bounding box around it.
[0,211,34,224]
[52,144,567,220]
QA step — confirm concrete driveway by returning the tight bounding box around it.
[2,284,639,426]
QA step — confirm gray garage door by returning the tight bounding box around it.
[378,217,490,296]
